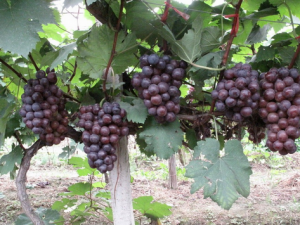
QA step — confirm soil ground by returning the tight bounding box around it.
[1,149,300,225]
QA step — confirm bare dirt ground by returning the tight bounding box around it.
[1,152,300,225]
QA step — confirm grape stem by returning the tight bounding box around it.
[28,53,40,71]
[14,131,26,151]
[190,62,226,71]
[0,58,27,83]
[161,0,170,53]
[102,0,126,101]
[288,43,300,69]
[208,0,243,118]
[67,61,77,94]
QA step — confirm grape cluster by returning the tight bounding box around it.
[77,102,129,173]
[19,70,68,146]
[131,54,187,123]
[212,63,261,122]
[259,67,300,155]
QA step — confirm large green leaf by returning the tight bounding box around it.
[0,93,16,146]
[139,117,183,159]
[185,139,252,210]
[15,208,60,225]
[133,196,172,219]
[77,25,138,79]
[119,98,148,124]
[0,0,55,57]
[0,145,23,175]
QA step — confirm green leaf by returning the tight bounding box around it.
[77,25,138,79]
[95,190,111,199]
[125,0,156,41]
[246,24,272,44]
[278,46,294,64]
[119,98,148,124]
[52,198,76,211]
[171,16,203,63]
[255,46,275,62]
[48,42,77,69]
[0,0,55,57]
[133,196,172,219]
[185,139,252,210]
[61,182,92,196]
[0,93,16,145]
[139,117,184,159]
[0,146,23,175]
[200,26,222,54]
[15,208,60,225]
[186,129,197,149]
[69,156,97,176]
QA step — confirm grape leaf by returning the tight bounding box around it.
[0,146,23,175]
[246,24,272,44]
[42,42,77,69]
[255,46,275,62]
[0,93,16,146]
[119,98,148,124]
[200,26,222,54]
[61,182,92,196]
[133,196,172,219]
[185,139,252,210]
[77,24,138,79]
[170,16,203,63]
[0,0,56,57]
[278,46,294,64]
[52,198,76,211]
[124,0,156,41]
[15,208,60,225]
[139,117,183,159]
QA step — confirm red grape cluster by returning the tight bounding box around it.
[212,63,260,122]
[19,70,68,146]
[131,54,187,123]
[258,67,300,155]
[77,102,129,173]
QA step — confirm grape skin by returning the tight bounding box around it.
[133,54,186,123]
[20,69,68,146]
[77,102,128,173]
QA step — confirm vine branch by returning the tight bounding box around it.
[102,0,126,101]
[16,126,82,224]
[0,58,27,83]
[28,53,40,71]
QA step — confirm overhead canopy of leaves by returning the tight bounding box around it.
[185,139,252,210]
[0,0,56,57]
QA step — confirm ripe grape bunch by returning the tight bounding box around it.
[211,63,265,143]
[19,69,68,146]
[212,63,261,121]
[259,67,300,155]
[131,54,187,123]
[77,102,129,173]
